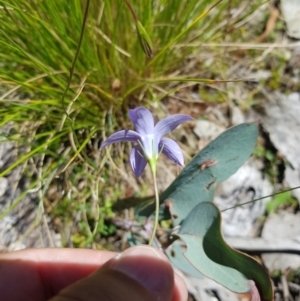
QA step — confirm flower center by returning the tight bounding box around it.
[139,134,158,161]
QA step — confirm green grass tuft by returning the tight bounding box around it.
[0,0,266,247]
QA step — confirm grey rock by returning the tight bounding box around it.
[0,177,8,197]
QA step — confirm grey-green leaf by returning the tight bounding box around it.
[137,123,259,225]
[166,240,204,279]
[175,202,272,301]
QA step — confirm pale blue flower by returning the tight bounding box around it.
[100,107,193,177]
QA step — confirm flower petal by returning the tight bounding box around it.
[154,114,193,141]
[130,145,147,177]
[128,107,155,136]
[100,130,141,149]
[159,138,184,166]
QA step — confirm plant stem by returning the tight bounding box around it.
[61,0,90,114]
[122,0,138,21]
[148,167,159,246]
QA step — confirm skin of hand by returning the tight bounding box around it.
[0,245,187,301]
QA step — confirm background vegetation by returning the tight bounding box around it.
[0,0,277,248]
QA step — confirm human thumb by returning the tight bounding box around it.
[49,246,175,301]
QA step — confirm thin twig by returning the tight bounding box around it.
[173,42,300,49]
[222,186,300,212]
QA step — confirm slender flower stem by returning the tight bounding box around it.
[122,0,138,21]
[148,167,159,246]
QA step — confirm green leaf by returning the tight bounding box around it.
[170,202,272,301]
[137,123,259,225]
[166,240,204,279]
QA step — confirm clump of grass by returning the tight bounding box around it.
[0,0,265,247]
